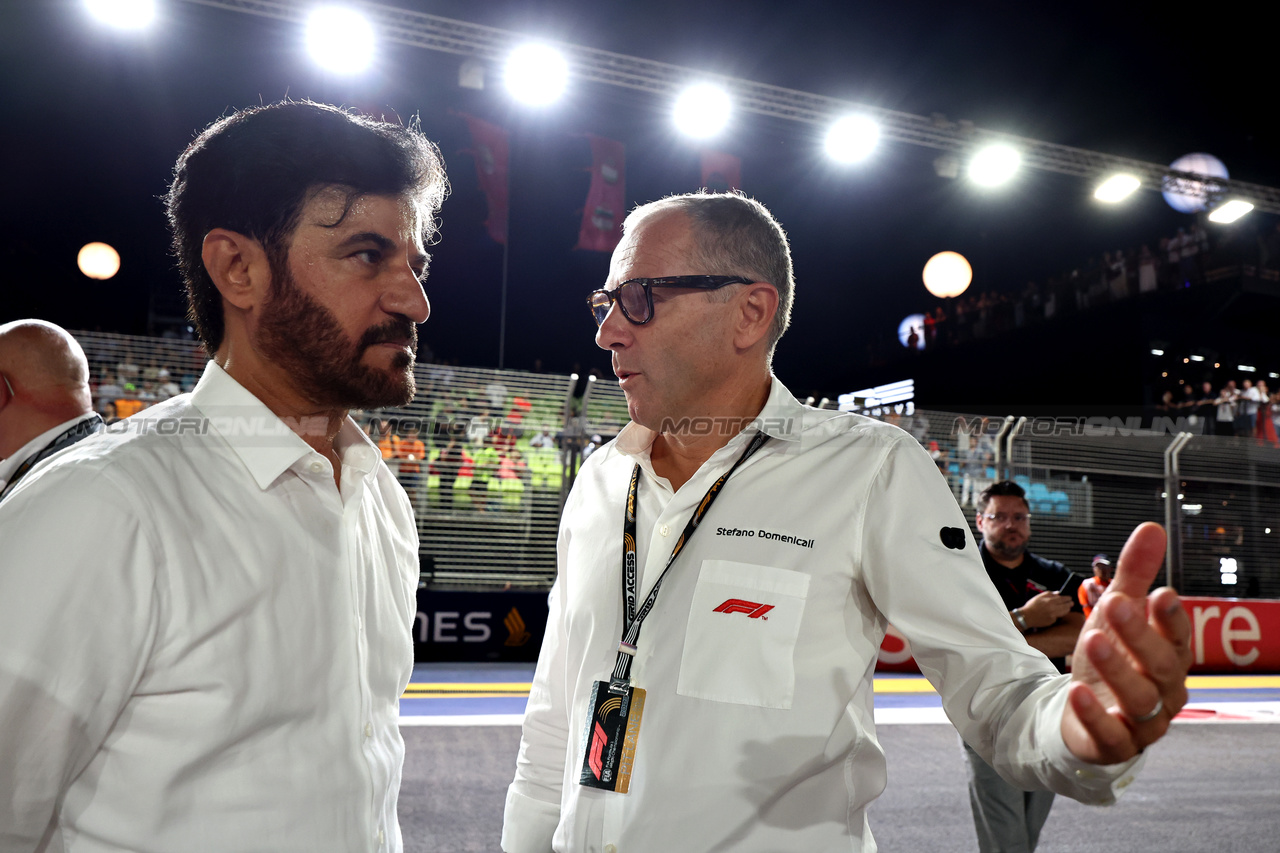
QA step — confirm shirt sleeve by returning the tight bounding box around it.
[858,434,1140,804]
[0,461,160,845]
[501,515,573,852]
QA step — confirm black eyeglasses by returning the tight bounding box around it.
[587,275,754,326]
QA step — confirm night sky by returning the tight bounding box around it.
[1,1,1275,399]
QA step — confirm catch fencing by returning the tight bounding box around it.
[73,332,1279,594]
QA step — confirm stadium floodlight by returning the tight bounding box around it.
[824,115,879,164]
[1150,348,1164,356]
[968,144,1021,186]
[1189,355,1205,362]
[1239,365,1257,373]
[1208,199,1254,223]
[305,6,376,74]
[673,83,732,139]
[77,242,120,280]
[922,251,973,298]
[85,0,155,29]
[504,43,569,106]
[1094,174,1140,203]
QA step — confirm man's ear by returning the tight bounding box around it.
[733,282,779,351]
[201,229,271,310]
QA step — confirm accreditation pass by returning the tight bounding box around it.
[578,680,646,793]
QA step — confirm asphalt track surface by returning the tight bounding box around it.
[397,666,1280,852]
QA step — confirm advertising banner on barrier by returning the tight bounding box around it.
[413,589,1280,672]
[874,597,1280,674]
[1182,596,1280,673]
[414,589,549,662]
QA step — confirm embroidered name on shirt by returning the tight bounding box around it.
[715,526,816,549]
[712,599,775,619]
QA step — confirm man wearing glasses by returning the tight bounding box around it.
[969,479,1084,852]
[502,192,1190,853]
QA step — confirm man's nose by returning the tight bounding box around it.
[382,267,430,324]
[594,300,631,350]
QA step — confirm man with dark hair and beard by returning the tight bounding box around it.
[967,479,1083,853]
[0,101,447,852]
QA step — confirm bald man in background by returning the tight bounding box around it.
[0,319,104,503]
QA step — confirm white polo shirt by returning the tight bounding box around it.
[0,361,418,852]
[503,378,1138,853]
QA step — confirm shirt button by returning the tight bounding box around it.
[309,461,325,474]
[365,722,373,738]
[377,829,385,845]
[604,844,617,853]
[660,524,670,537]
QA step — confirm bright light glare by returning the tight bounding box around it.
[1151,348,1164,356]
[1239,365,1256,372]
[969,145,1021,186]
[85,0,155,29]
[1209,200,1254,223]
[305,6,375,74]
[1189,355,1205,361]
[505,43,569,106]
[922,251,973,298]
[825,115,880,163]
[1094,174,1140,203]
[78,242,121,280]
[673,83,732,139]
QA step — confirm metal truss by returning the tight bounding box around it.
[182,0,1280,215]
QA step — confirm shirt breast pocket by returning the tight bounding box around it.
[676,560,810,709]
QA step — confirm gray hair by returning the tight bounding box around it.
[625,191,794,356]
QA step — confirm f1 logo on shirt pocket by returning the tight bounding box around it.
[678,561,810,709]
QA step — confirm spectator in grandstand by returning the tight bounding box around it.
[1079,555,1113,619]
[1138,245,1158,294]
[435,434,465,509]
[393,430,427,508]
[966,480,1084,853]
[93,365,123,415]
[1195,380,1219,435]
[1256,380,1278,446]
[501,192,1191,853]
[1237,378,1262,438]
[0,100,446,851]
[1215,380,1240,436]
[0,319,104,504]
[156,368,182,400]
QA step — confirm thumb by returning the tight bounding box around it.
[1109,521,1168,598]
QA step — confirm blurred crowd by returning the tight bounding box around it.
[895,221,1280,354]
[1156,377,1280,443]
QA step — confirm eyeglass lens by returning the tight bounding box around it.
[986,512,1030,524]
[590,281,651,325]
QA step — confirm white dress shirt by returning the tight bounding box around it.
[0,413,101,493]
[0,361,418,853]
[503,378,1139,853]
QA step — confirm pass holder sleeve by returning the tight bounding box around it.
[578,680,646,794]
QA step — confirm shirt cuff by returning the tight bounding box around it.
[501,786,561,853]
[1004,675,1146,805]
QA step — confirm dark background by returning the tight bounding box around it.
[1,1,1275,406]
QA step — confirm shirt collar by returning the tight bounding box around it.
[190,361,380,490]
[613,374,811,462]
[0,413,101,487]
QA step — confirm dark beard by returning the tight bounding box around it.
[987,536,1026,562]
[257,266,418,410]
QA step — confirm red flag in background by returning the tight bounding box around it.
[575,135,626,252]
[700,150,741,192]
[461,114,510,245]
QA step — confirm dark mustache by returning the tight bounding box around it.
[360,317,418,351]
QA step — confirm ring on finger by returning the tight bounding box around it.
[1131,697,1164,724]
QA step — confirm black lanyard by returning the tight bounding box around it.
[608,430,770,693]
[0,414,104,504]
